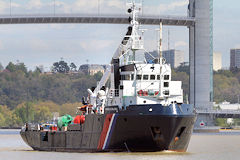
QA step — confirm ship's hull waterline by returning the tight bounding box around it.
[20,104,196,152]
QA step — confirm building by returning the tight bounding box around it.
[214,101,240,110]
[79,64,105,75]
[213,52,222,71]
[146,49,184,68]
[163,50,184,68]
[230,49,240,69]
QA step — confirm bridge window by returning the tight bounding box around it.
[131,74,134,80]
[125,75,130,80]
[150,75,155,80]
[143,75,149,80]
[164,75,169,80]
[121,75,130,80]
[136,75,142,80]
[157,75,160,80]
[164,82,169,87]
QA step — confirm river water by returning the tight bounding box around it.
[1,129,240,160]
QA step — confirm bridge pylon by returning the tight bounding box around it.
[189,0,214,127]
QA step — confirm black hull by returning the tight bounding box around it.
[20,104,196,152]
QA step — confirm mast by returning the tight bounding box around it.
[158,21,163,65]
[158,21,163,99]
[125,0,144,63]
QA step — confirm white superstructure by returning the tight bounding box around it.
[87,1,183,114]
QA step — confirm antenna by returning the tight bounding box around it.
[159,21,163,64]
[168,29,170,50]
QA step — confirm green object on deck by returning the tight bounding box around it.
[57,114,73,128]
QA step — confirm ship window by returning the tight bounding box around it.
[157,75,160,80]
[136,75,142,80]
[131,74,134,80]
[164,75,169,80]
[121,75,130,80]
[143,75,149,80]
[125,75,130,80]
[163,90,169,95]
[150,75,155,80]
[121,75,124,80]
[164,82,169,87]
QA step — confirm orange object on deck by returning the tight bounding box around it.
[174,137,179,142]
[74,115,85,124]
[80,105,88,112]
[50,126,57,131]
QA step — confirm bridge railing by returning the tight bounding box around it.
[0,13,194,19]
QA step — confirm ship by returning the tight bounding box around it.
[20,1,196,152]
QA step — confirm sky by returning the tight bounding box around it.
[0,0,239,71]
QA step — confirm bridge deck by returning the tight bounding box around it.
[197,109,240,118]
[0,14,195,26]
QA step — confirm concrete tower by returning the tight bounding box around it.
[189,0,214,126]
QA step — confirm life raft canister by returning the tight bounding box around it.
[143,91,148,96]
[137,90,143,96]
[74,115,85,124]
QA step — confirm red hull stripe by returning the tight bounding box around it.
[97,114,113,150]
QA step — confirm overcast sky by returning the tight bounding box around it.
[0,0,239,70]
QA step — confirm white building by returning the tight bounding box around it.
[214,101,240,110]
[79,64,105,75]
[213,52,222,71]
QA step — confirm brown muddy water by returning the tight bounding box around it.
[1,129,240,160]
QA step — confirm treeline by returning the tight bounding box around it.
[0,61,103,127]
[1,60,240,127]
[0,101,81,127]
[0,61,102,109]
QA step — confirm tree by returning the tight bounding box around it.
[16,63,27,74]
[0,113,5,126]
[0,105,17,127]
[5,62,27,74]
[175,64,190,75]
[14,102,35,124]
[94,71,103,81]
[6,62,16,72]
[0,63,3,71]
[215,118,228,127]
[70,62,77,71]
[53,60,70,73]
[34,67,42,74]
[34,106,52,123]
